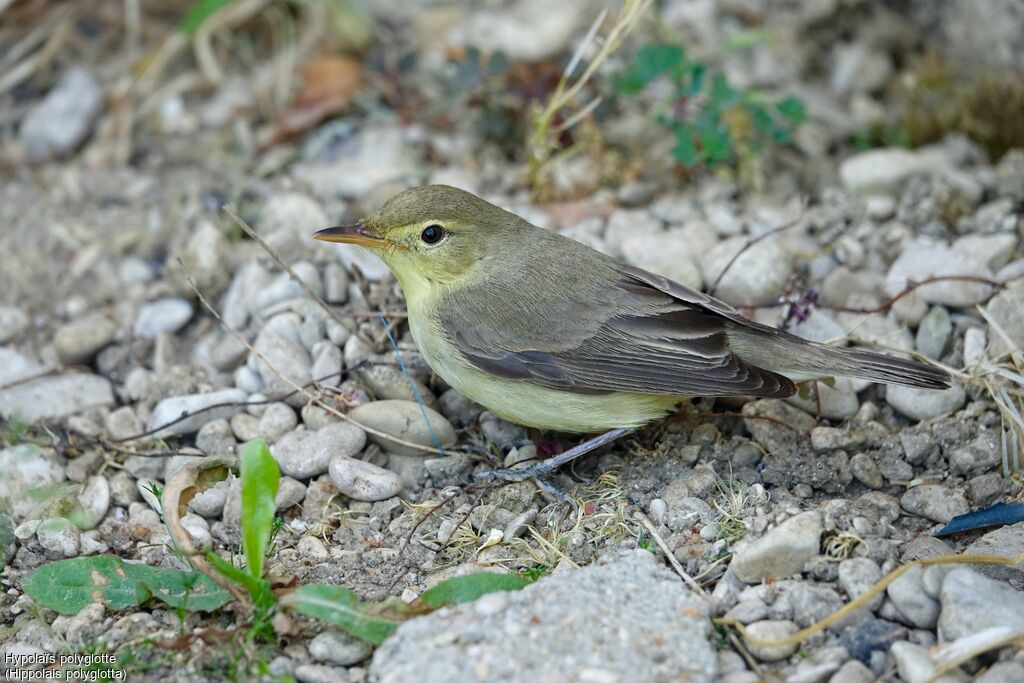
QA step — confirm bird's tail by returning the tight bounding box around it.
[726,325,951,390]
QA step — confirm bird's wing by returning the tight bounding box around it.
[439,263,795,398]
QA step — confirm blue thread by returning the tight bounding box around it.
[379,313,445,456]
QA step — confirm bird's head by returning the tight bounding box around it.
[313,185,523,289]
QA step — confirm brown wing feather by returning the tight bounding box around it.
[442,263,796,399]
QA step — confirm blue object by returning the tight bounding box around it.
[934,502,1024,537]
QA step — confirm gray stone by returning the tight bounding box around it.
[830,42,892,94]
[730,511,823,583]
[133,298,193,339]
[259,193,330,261]
[258,403,298,444]
[54,315,117,365]
[829,660,875,683]
[620,233,703,290]
[850,452,883,489]
[105,406,142,441]
[308,630,373,666]
[948,431,1001,477]
[276,477,307,511]
[0,306,29,343]
[310,342,342,388]
[885,384,965,422]
[887,565,939,629]
[252,323,313,405]
[271,422,366,480]
[700,236,791,306]
[915,306,952,360]
[453,0,591,62]
[20,67,103,161]
[939,568,1024,641]
[295,124,418,202]
[348,400,455,456]
[964,523,1024,588]
[952,233,1018,271]
[787,378,860,420]
[976,662,1024,683]
[0,373,114,422]
[147,389,248,438]
[438,389,483,428]
[230,413,261,443]
[369,550,716,683]
[742,400,817,459]
[742,620,798,662]
[0,444,65,520]
[838,558,883,611]
[963,327,987,367]
[901,485,969,524]
[886,243,995,307]
[329,456,403,502]
[195,419,236,455]
[985,279,1024,358]
[36,517,80,557]
[891,640,965,683]
[75,476,110,531]
[355,365,439,411]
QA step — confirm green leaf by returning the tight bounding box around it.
[240,439,279,581]
[179,0,230,36]
[615,44,684,94]
[699,126,731,162]
[22,555,231,615]
[132,565,231,612]
[23,556,151,614]
[775,96,805,123]
[709,74,738,106]
[682,62,706,97]
[418,573,531,608]
[673,127,700,166]
[291,584,402,645]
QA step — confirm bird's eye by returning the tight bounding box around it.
[420,224,444,244]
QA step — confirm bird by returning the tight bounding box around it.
[314,185,950,482]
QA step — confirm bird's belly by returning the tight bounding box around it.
[408,309,678,433]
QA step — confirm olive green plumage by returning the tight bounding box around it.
[314,185,949,433]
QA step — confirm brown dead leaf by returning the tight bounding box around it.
[270,55,363,144]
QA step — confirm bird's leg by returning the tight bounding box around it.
[475,428,634,484]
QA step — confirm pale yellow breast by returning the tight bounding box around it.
[404,284,679,434]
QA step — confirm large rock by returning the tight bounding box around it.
[700,236,791,306]
[730,510,823,583]
[348,400,456,456]
[965,523,1024,589]
[885,384,965,422]
[271,422,366,480]
[938,568,1024,642]
[840,147,981,202]
[147,389,248,438]
[369,550,716,683]
[885,242,996,307]
[0,373,114,422]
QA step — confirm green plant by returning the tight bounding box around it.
[204,439,281,640]
[614,43,805,173]
[287,572,533,644]
[23,555,231,614]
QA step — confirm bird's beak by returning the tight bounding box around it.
[312,222,390,249]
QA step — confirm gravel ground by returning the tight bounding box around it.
[2,1,1024,682]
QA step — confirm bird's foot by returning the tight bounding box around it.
[473,427,635,496]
